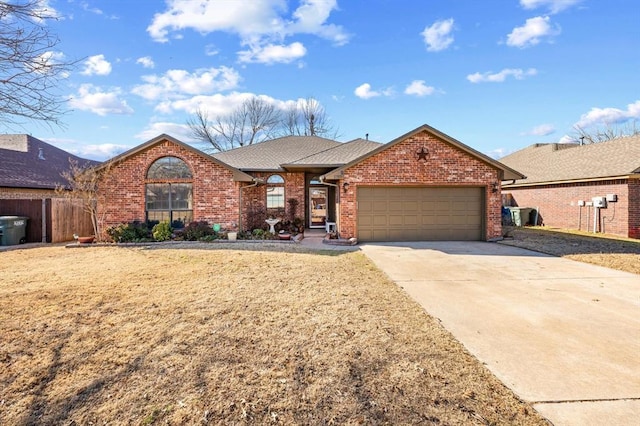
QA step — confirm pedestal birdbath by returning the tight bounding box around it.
[265,218,281,234]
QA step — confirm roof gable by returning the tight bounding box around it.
[500,135,640,185]
[285,138,382,168]
[0,134,98,190]
[322,124,524,181]
[98,134,254,182]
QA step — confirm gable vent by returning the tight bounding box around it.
[38,147,45,160]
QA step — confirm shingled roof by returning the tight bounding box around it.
[285,138,382,168]
[0,135,98,190]
[211,135,343,171]
[500,135,640,186]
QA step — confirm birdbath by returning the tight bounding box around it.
[265,218,281,234]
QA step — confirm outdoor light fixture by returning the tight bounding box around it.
[417,147,429,161]
[491,182,499,193]
[342,182,350,193]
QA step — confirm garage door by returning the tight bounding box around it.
[357,187,484,242]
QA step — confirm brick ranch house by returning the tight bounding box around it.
[96,124,522,242]
[500,134,640,239]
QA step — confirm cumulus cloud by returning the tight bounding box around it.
[238,42,306,64]
[421,18,455,52]
[575,100,640,128]
[404,80,437,97]
[147,0,349,62]
[68,84,133,116]
[131,66,241,101]
[354,83,394,100]
[46,138,130,161]
[135,122,194,142]
[526,123,556,136]
[467,68,537,83]
[153,92,287,116]
[506,16,560,48]
[520,0,583,14]
[81,54,112,76]
[136,56,155,69]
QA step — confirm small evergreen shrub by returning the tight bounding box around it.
[152,221,173,241]
[106,221,150,242]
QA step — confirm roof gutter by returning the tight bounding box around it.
[502,174,638,188]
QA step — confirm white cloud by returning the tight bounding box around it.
[557,134,576,144]
[68,84,133,116]
[238,42,307,64]
[467,68,537,83]
[147,0,349,63]
[526,123,556,136]
[421,18,455,52]
[154,92,288,116]
[520,0,582,14]
[575,100,640,128]
[205,44,219,56]
[506,16,560,48]
[136,122,194,142]
[46,138,130,161]
[81,54,112,76]
[131,66,241,101]
[354,83,394,100]
[404,80,436,97]
[30,51,66,75]
[136,56,155,69]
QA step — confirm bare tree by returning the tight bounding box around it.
[187,97,281,152]
[0,1,77,129]
[280,97,340,138]
[56,159,112,240]
[571,120,639,144]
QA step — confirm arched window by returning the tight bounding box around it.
[266,174,285,210]
[145,157,193,228]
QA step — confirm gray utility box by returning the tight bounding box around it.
[0,216,28,245]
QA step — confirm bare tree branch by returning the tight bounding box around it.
[278,97,340,139]
[571,120,639,144]
[0,1,78,129]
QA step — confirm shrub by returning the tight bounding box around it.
[152,221,173,242]
[182,221,216,241]
[106,221,150,242]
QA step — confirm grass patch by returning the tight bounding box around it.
[0,246,546,424]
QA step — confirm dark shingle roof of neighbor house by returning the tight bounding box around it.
[500,134,640,186]
[212,135,345,171]
[0,134,98,190]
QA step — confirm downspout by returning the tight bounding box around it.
[319,177,340,231]
[239,179,261,232]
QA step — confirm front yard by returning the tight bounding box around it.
[0,245,546,425]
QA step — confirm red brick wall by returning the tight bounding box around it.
[240,172,305,231]
[339,130,503,240]
[97,140,240,236]
[503,180,635,238]
[627,179,639,238]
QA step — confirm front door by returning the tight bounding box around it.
[309,187,328,228]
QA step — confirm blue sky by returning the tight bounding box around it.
[12,0,640,160]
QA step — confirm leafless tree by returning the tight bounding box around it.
[571,120,639,144]
[280,96,340,138]
[56,159,112,240]
[0,0,77,129]
[187,97,281,152]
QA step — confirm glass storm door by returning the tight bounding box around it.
[309,187,328,228]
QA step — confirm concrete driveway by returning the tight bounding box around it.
[360,242,640,426]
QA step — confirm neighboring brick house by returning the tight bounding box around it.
[96,124,522,242]
[500,135,640,239]
[0,134,97,242]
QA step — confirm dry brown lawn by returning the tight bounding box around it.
[500,226,640,275]
[0,244,547,425]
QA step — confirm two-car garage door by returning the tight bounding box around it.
[357,187,484,242]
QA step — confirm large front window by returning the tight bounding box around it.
[146,157,193,228]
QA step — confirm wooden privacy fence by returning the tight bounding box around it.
[0,198,93,243]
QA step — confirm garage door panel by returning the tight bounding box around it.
[357,187,483,242]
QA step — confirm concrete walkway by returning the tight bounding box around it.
[360,241,640,426]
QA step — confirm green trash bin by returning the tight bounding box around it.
[0,216,29,245]
[509,208,533,227]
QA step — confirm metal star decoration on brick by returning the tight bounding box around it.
[417,147,429,161]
